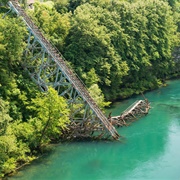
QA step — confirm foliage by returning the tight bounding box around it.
[28,1,71,52]
[0,0,180,177]
[62,0,178,99]
[0,11,70,177]
[110,0,178,98]
[0,99,11,136]
[27,0,179,99]
[88,84,111,109]
[0,0,9,5]
[0,14,34,177]
[64,3,129,99]
[27,87,70,147]
[0,99,32,178]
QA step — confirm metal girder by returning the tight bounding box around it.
[7,0,120,140]
[23,30,101,128]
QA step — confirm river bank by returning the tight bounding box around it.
[8,79,180,180]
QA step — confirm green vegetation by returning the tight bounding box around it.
[0,15,70,177]
[0,0,180,177]
[33,0,180,99]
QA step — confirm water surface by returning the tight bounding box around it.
[10,79,180,180]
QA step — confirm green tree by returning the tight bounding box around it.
[0,15,28,119]
[64,3,129,100]
[28,87,70,148]
[89,84,110,109]
[28,1,71,52]
[0,99,32,178]
[54,0,69,13]
[0,0,9,5]
[0,99,11,136]
[112,0,178,97]
[82,68,99,88]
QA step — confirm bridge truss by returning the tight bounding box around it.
[7,1,120,140]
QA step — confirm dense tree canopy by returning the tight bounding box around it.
[109,0,178,97]
[59,0,179,99]
[28,1,71,52]
[0,0,180,177]
[0,8,70,177]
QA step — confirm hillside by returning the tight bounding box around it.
[0,0,180,177]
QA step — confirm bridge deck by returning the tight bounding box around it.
[8,0,119,139]
[111,100,150,126]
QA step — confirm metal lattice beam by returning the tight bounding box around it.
[7,0,120,139]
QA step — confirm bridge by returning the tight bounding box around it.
[111,100,150,127]
[7,0,120,140]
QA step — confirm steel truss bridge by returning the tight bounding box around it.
[7,1,119,140]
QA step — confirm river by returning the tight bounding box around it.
[10,79,180,180]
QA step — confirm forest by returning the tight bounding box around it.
[0,0,180,178]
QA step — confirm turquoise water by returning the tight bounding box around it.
[10,79,180,180]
